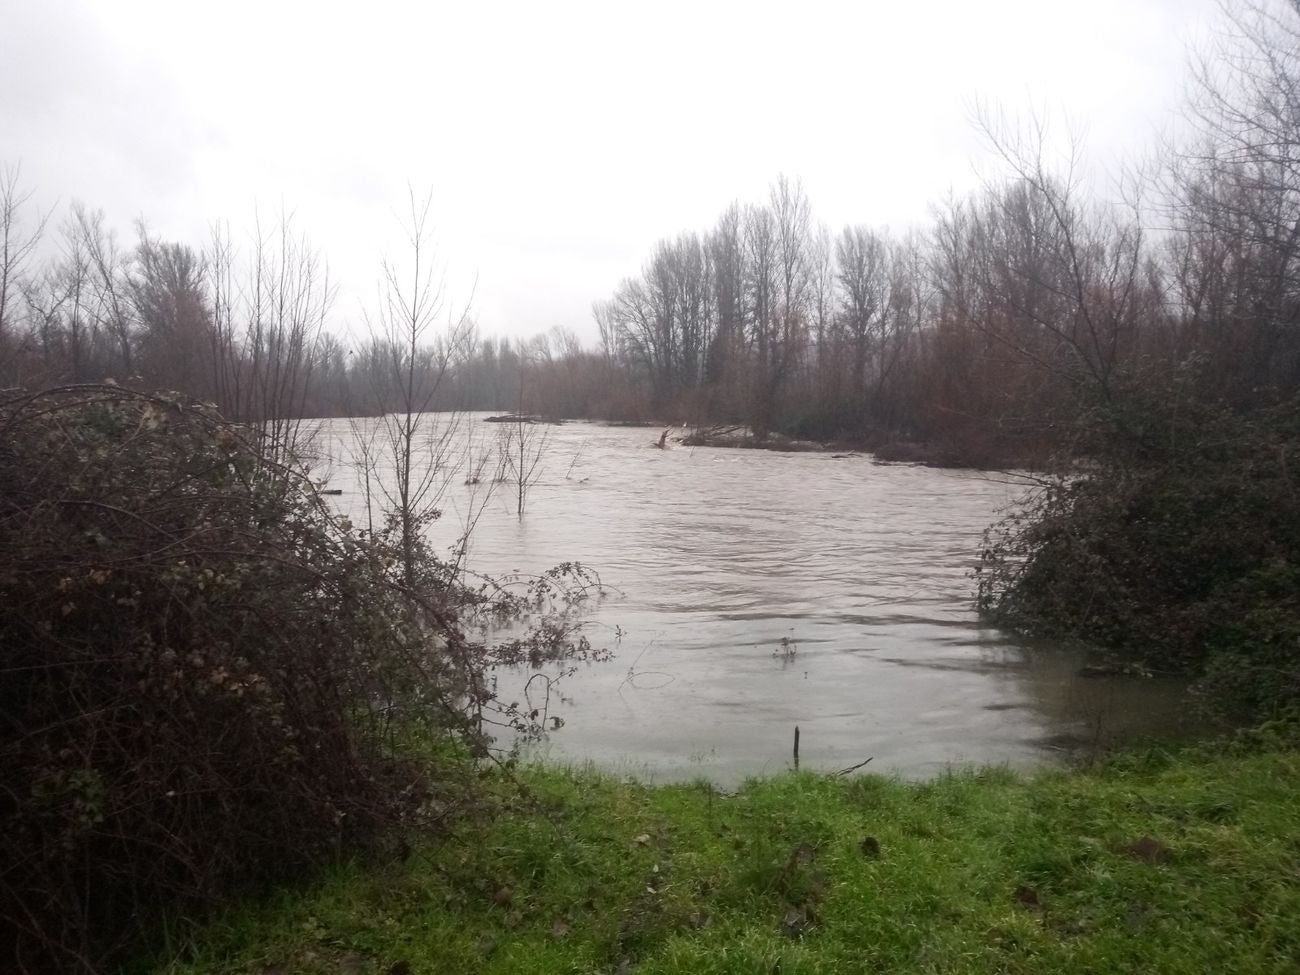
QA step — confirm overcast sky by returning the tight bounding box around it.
[3,0,1223,344]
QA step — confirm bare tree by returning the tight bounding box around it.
[607,267,671,406]
[968,108,1149,405]
[132,227,211,398]
[201,213,334,470]
[875,233,929,424]
[498,414,549,518]
[707,202,747,391]
[0,165,49,375]
[55,210,93,383]
[366,189,474,586]
[809,223,836,379]
[836,224,891,411]
[70,204,134,378]
[497,346,550,517]
[744,175,813,438]
[744,202,778,436]
[592,299,622,366]
[1169,0,1300,396]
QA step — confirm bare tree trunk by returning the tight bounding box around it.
[365,188,474,588]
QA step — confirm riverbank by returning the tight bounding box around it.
[154,734,1299,974]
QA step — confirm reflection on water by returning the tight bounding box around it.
[314,415,1208,786]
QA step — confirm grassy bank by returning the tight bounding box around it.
[152,737,1300,975]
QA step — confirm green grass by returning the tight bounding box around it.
[151,738,1300,975]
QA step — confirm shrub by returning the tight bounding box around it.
[977,391,1300,720]
[0,386,593,972]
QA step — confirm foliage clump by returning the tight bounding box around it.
[0,386,598,972]
[977,387,1300,719]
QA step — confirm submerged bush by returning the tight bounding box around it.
[0,386,601,972]
[977,390,1300,720]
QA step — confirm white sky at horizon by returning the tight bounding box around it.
[2,0,1224,345]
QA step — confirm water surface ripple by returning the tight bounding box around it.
[316,416,1198,785]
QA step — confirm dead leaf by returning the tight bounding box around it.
[493,885,513,906]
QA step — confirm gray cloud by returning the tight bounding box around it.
[2,0,1224,343]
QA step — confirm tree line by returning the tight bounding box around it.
[584,4,1300,463]
[5,4,1300,466]
[590,144,1298,464]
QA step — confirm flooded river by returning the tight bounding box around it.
[315,415,1203,785]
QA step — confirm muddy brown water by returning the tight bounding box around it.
[314,414,1207,786]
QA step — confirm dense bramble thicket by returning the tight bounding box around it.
[977,387,1300,719]
[0,386,601,973]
